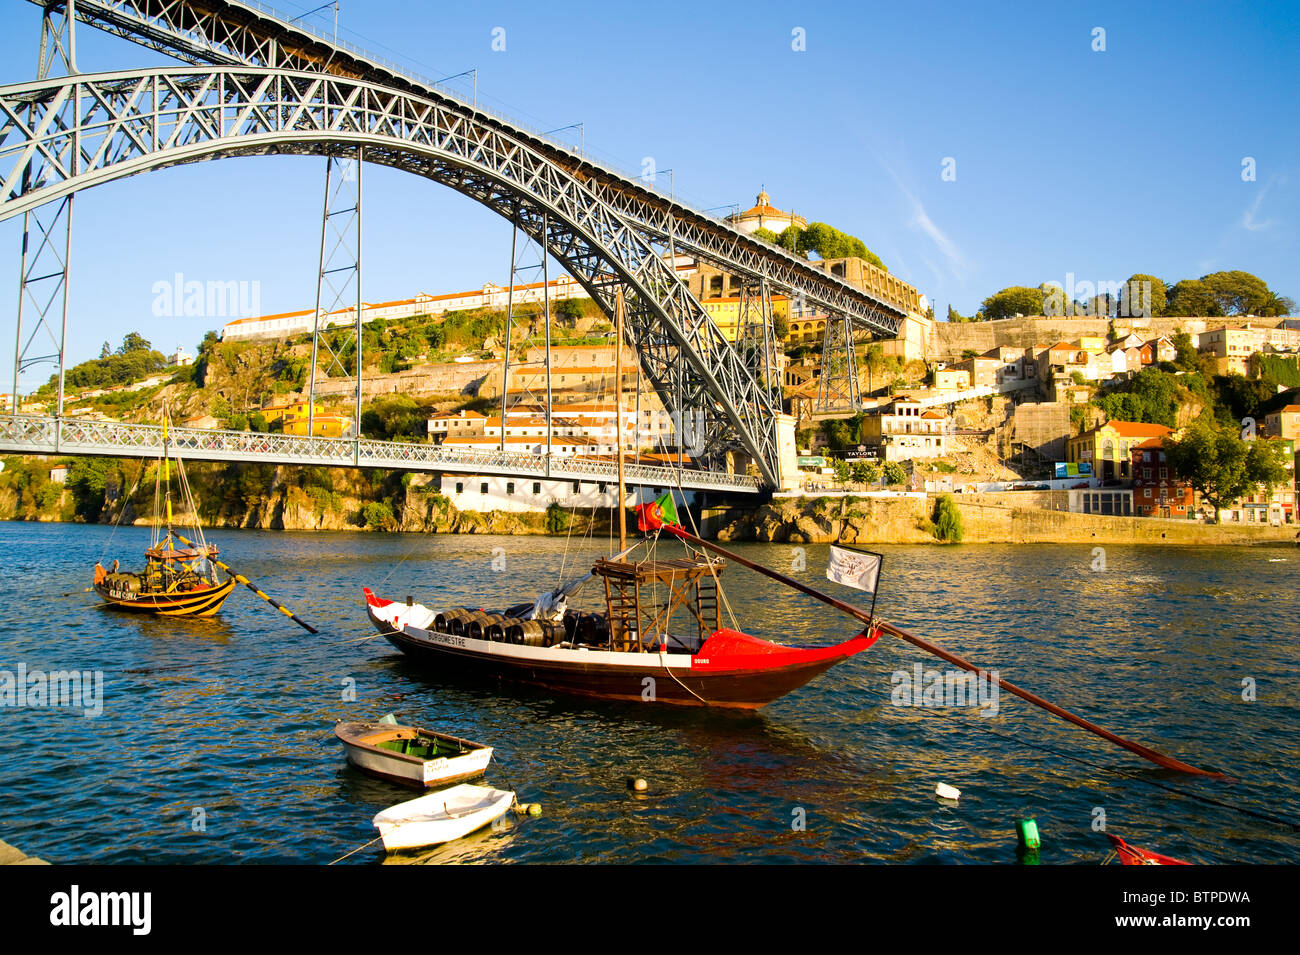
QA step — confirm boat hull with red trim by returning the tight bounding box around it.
[1105,833,1191,865]
[364,588,872,709]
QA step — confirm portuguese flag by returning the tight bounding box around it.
[636,492,679,532]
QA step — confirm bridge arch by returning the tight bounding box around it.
[1,67,783,481]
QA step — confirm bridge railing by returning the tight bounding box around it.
[0,415,762,492]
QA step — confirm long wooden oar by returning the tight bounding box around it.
[176,534,318,634]
[662,523,1227,779]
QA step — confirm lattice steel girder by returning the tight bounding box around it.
[26,0,909,335]
[816,314,860,413]
[0,67,784,483]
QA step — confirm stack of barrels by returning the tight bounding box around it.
[432,606,609,648]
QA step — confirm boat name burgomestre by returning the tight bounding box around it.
[0,663,103,718]
[890,663,1000,717]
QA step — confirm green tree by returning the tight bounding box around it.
[99,341,112,359]
[554,298,585,322]
[1164,278,1221,316]
[1094,368,1182,428]
[65,457,117,522]
[545,501,571,533]
[751,227,780,244]
[832,458,851,483]
[1164,422,1289,516]
[1200,270,1274,316]
[882,461,908,486]
[849,460,879,484]
[796,222,885,270]
[777,225,803,253]
[361,394,424,440]
[1212,373,1278,423]
[362,500,396,530]
[1171,330,1199,372]
[932,493,964,542]
[1123,274,1167,317]
[981,286,1045,320]
[772,311,790,341]
[946,304,972,323]
[119,332,152,354]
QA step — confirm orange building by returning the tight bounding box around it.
[1131,439,1194,518]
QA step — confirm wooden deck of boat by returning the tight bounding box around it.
[0,838,48,865]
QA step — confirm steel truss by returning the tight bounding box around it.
[306,148,362,450]
[27,1,911,331]
[0,68,789,483]
[498,215,553,456]
[816,314,860,414]
[10,0,78,423]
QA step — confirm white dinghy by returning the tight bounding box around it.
[372,784,516,852]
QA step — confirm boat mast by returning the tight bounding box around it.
[614,287,627,551]
[162,407,173,549]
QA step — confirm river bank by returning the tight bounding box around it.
[4,455,1294,545]
[710,495,1299,546]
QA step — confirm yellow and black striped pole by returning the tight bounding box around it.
[176,534,318,634]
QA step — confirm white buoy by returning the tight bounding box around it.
[935,782,961,801]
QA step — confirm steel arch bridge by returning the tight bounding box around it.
[1,0,915,489]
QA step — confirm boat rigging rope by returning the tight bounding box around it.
[907,698,1300,834]
[656,430,739,632]
[326,835,382,865]
[96,462,145,564]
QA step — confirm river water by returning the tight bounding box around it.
[0,521,1296,864]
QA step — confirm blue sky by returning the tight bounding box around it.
[1,0,1297,391]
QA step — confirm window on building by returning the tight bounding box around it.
[480,482,488,495]
[533,482,541,495]
[1144,488,1152,498]
[456,482,463,495]
[572,481,580,494]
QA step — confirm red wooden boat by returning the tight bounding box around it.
[363,557,876,709]
[1104,833,1191,865]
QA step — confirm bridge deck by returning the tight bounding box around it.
[0,416,761,493]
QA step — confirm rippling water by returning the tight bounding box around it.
[0,521,1296,864]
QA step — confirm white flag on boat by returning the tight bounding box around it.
[826,545,882,594]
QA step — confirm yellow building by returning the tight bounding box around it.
[700,295,791,343]
[1066,420,1172,481]
[265,399,352,438]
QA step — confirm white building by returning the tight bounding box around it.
[221,276,590,342]
[439,473,695,514]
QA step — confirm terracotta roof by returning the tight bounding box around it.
[920,410,946,419]
[1101,421,1173,438]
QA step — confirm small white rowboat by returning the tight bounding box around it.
[372,784,516,851]
[334,720,493,788]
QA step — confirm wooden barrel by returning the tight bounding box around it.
[467,612,508,642]
[577,612,609,646]
[483,614,513,642]
[506,619,555,647]
[434,608,473,634]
